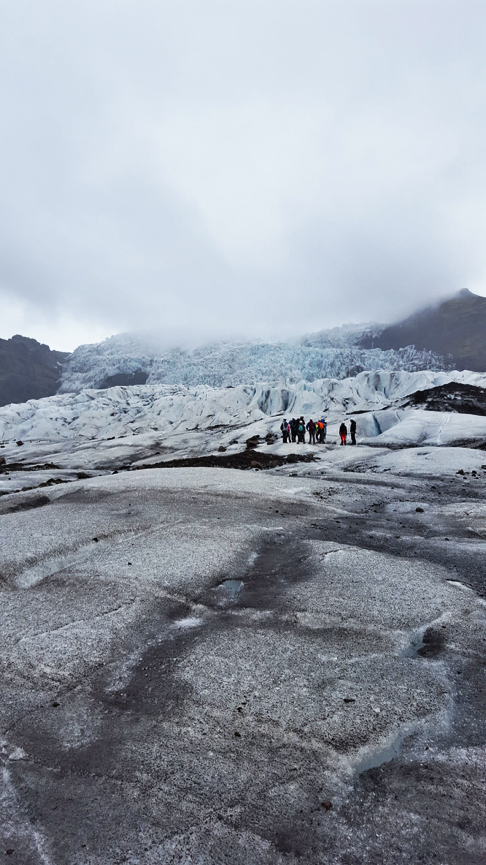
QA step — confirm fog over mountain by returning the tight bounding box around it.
[4,288,486,405]
[55,289,486,393]
[1,1,486,350]
[358,288,486,372]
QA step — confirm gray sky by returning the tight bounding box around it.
[1,0,486,351]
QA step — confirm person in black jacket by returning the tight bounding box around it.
[350,418,357,445]
[306,419,316,444]
[339,422,347,445]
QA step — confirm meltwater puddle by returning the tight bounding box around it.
[352,723,421,776]
[198,578,246,609]
[214,579,245,605]
[353,736,404,775]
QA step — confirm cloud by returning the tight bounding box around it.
[1,0,485,349]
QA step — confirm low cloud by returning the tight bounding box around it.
[1,0,485,350]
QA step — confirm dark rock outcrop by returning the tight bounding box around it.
[98,370,149,389]
[135,449,316,472]
[0,335,69,407]
[358,289,486,371]
[403,382,486,415]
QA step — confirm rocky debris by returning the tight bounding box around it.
[98,369,149,389]
[446,438,486,450]
[2,493,51,513]
[403,381,486,415]
[0,462,60,473]
[135,449,317,472]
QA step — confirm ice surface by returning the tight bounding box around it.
[1,369,486,477]
[2,368,486,862]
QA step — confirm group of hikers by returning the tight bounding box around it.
[280,417,357,445]
[280,417,327,444]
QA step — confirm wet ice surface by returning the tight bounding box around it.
[1,457,486,863]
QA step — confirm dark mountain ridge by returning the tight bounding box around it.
[358,289,486,371]
[0,335,69,408]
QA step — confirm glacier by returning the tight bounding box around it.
[58,329,451,393]
[1,368,486,478]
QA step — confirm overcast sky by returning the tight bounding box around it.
[1,0,486,351]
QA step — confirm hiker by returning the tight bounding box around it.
[339,422,347,445]
[306,418,316,444]
[350,418,357,445]
[316,418,327,443]
[290,418,298,443]
[297,417,305,444]
[280,418,290,443]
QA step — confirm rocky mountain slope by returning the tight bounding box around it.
[0,335,68,407]
[358,288,486,371]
